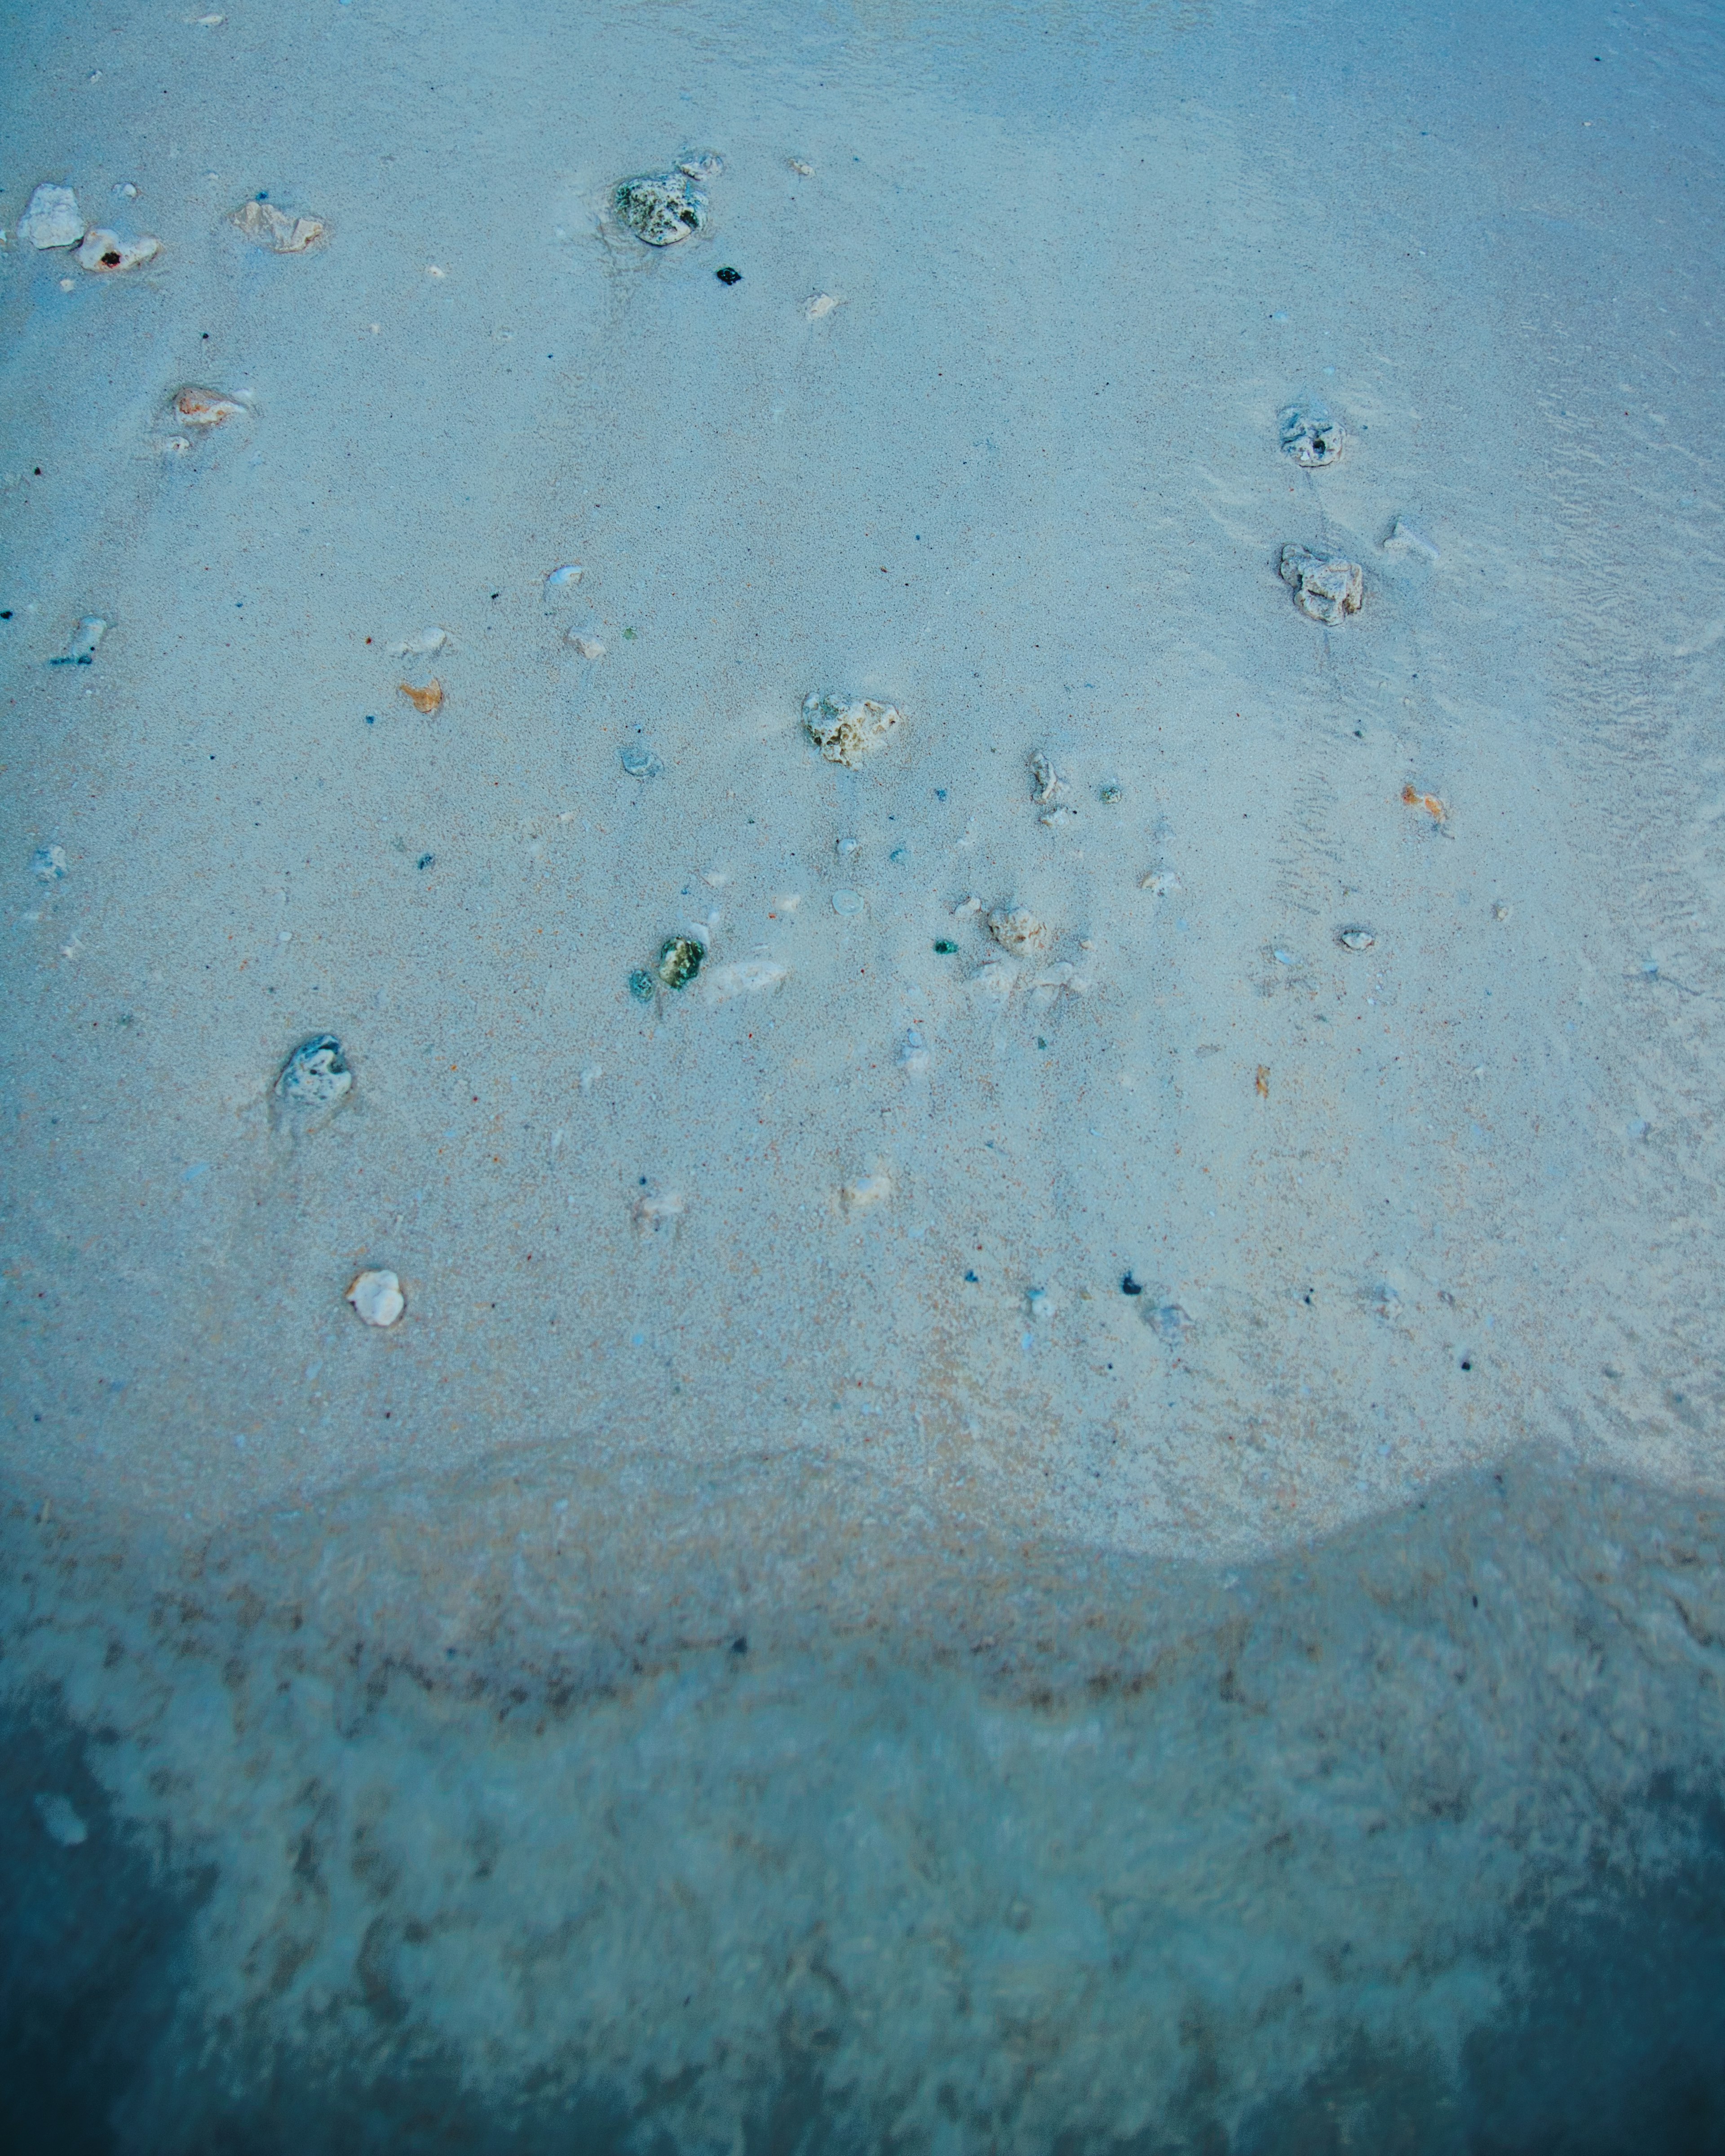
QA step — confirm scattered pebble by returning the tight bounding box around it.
[32,844,68,882]
[1381,516,1441,562]
[50,617,107,666]
[19,184,85,250]
[172,384,246,428]
[1121,1273,1144,1296]
[804,692,902,766]
[566,632,606,660]
[614,161,712,246]
[831,888,864,915]
[989,906,1050,956]
[716,265,742,285]
[1279,544,1363,624]
[346,1269,405,1328]
[803,292,843,319]
[389,626,449,657]
[1278,402,1345,467]
[703,957,786,1007]
[276,1034,353,1111]
[231,199,326,252]
[76,229,160,273]
[656,935,704,990]
[398,679,444,714]
[1402,784,1446,822]
[840,1172,893,1211]
[34,1794,88,1848]
[1337,926,1376,951]
[620,745,665,778]
[543,564,584,594]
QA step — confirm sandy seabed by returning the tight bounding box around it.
[3,0,1724,2146]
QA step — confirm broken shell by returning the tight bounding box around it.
[231,199,326,252]
[346,1269,404,1327]
[620,745,665,778]
[76,228,160,273]
[49,617,107,666]
[831,889,864,915]
[1029,751,1066,805]
[1278,543,1363,625]
[803,292,843,319]
[988,906,1050,956]
[898,1027,930,1072]
[1401,784,1446,822]
[398,679,444,714]
[18,184,84,250]
[543,564,584,593]
[32,844,68,882]
[276,1034,353,1110]
[1278,402,1345,468]
[172,384,246,428]
[614,170,707,246]
[1337,927,1376,951]
[702,957,786,1007]
[389,626,448,657]
[803,692,902,767]
[566,633,606,660]
[787,157,814,176]
[632,1183,684,1231]
[656,935,703,990]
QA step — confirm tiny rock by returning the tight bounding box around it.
[543,564,584,594]
[172,384,246,428]
[988,906,1050,956]
[76,229,160,273]
[804,692,902,767]
[1278,402,1345,467]
[898,1028,930,1073]
[656,935,704,990]
[231,199,326,252]
[347,1270,405,1328]
[1402,784,1446,822]
[1279,543,1363,625]
[398,679,444,714]
[19,184,85,250]
[1026,1286,1058,1324]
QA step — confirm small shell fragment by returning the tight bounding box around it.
[1278,403,1345,468]
[702,957,786,1007]
[988,906,1050,956]
[1337,926,1376,951]
[803,292,843,319]
[632,1183,684,1231]
[803,692,902,767]
[1279,544,1363,625]
[347,1269,405,1327]
[656,935,703,990]
[276,1034,353,1110]
[1029,751,1066,806]
[49,617,107,667]
[620,745,665,778]
[172,384,246,428]
[76,228,160,273]
[18,184,85,250]
[898,1028,930,1073]
[1402,784,1446,822]
[566,633,606,660]
[389,627,448,657]
[614,169,708,246]
[831,888,864,915]
[32,845,68,882]
[231,199,326,252]
[398,679,444,714]
[543,564,584,593]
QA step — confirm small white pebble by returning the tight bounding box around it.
[347,1269,405,1327]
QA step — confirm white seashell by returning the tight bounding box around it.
[830,888,864,915]
[19,184,84,250]
[702,957,787,1007]
[346,1269,404,1327]
[803,292,842,319]
[543,564,584,593]
[77,229,160,273]
[389,626,448,657]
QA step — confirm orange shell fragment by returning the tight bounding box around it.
[1402,784,1446,820]
[1255,1065,1270,1099]
[398,679,444,714]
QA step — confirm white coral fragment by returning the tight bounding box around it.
[1278,543,1363,625]
[231,199,326,252]
[803,693,902,767]
[19,184,84,250]
[988,906,1050,956]
[77,228,159,272]
[346,1269,404,1327]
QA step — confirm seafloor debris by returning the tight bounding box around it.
[1146,1301,1193,1341]
[1256,1065,1270,1098]
[346,1269,404,1327]
[804,692,901,766]
[1029,751,1066,806]
[390,626,449,657]
[840,1172,893,1211]
[632,1181,684,1231]
[933,938,959,955]
[831,889,863,915]
[988,906,1050,956]
[1337,926,1376,951]
[1381,516,1440,562]
[628,969,655,1001]
[1026,1286,1058,1324]
[276,1034,353,1111]
[1278,402,1345,467]
[1402,783,1446,822]
[656,935,703,990]
[898,1027,930,1072]
[566,632,606,660]
[716,265,742,285]
[172,384,246,428]
[19,184,84,250]
[1099,782,1123,804]
[231,199,325,252]
[50,617,107,666]
[702,957,785,1007]
[76,228,159,272]
[1279,543,1363,624]
[398,679,444,714]
[803,292,843,319]
[620,745,665,778]
[614,157,719,246]
[31,844,68,882]
[543,564,584,594]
